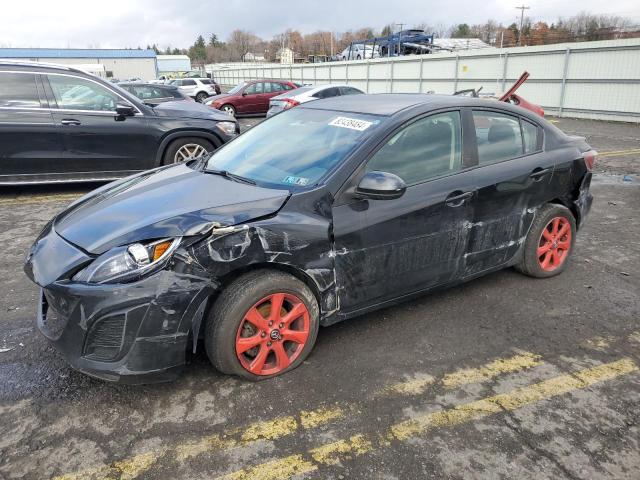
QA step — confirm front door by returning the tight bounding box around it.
[462,109,555,276]
[332,110,476,313]
[45,73,156,174]
[237,82,264,114]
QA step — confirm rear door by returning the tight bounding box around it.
[45,73,156,174]
[0,71,64,182]
[332,110,476,312]
[462,109,554,276]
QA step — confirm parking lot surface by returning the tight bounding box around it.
[1,117,639,479]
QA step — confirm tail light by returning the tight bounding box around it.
[282,99,300,110]
[582,150,597,171]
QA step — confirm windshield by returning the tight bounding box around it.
[205,108,382,189]
[227,82,247,95]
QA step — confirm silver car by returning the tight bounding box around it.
[266,84,364,117]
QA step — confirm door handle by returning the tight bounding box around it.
[61,119,81,126]
[529,167,551,181]
[445,190,474,207]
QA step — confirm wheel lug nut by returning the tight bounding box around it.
[269,321,273,326]
[261,332,266,338]
[267,341,272,346]
[279,323,284,328]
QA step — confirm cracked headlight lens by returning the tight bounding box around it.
[216,121,238,136]
[72,238,181,284]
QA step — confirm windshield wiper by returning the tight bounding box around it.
[205,168,256,185]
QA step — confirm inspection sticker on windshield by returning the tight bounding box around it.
[283,176,309,186]
[329,116,373,131]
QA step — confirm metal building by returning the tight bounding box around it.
[157,55,191,74]
[0,48,157,81]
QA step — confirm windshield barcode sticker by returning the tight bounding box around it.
[329,116,373,131]
[283,176,309,186]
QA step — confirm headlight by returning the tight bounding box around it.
[216,121,237,136]
[73,238,181,284]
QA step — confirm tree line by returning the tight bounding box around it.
[145,11,638,65]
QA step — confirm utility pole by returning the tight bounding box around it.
[395,23,405,57]
[515,5,530,46]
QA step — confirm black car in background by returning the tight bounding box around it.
[118,82,191,105]
[24,94,595,383]
[0,62,239,185]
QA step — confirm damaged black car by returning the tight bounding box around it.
[24,94,596,383]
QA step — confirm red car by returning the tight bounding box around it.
[205,80,300,117]
[499,71,545,117]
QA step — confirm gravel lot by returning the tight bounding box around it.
[1,117,639,480]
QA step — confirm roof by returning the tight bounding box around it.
[301,93,522,116]
[0,48,156,59]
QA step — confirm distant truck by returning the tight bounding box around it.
[339,30,436,60]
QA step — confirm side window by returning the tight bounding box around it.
[270,82,285,92]
[0,72,41,108]
[323,87,341,98]
[340,87,363,96]
[366,111,462,185]
[48,75,119,112]
[262,82,273,94]
[522,119,541,153]
[283,83,295,90]
[473,111,523,164]
[245,83,263,95]
[200,79,212,85]
[182,79,196,86]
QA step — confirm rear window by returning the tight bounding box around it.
[0,72,41,108]
[200,79,212,85]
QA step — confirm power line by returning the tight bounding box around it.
[516,5,530,46]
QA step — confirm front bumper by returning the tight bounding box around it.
[27,228,216,383]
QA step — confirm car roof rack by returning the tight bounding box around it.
[0,60,78,72]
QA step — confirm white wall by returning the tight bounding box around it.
[209,38,640,122]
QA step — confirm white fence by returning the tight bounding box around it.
[208,38,640,123]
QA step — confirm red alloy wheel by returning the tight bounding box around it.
[235,293,310,376]
[537,216,572,272]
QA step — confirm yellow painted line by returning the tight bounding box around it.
[599,148,640,158]
[442,352,542,389]
[54,352,543,479]
[220,358,638,479]
[53,405,345,480]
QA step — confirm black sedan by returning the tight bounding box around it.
[24,94,595,383]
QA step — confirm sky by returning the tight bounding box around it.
[1,0,639,50]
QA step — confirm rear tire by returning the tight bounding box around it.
[162,137,214,165]
[205,270,320,381]
[515,203,576,278]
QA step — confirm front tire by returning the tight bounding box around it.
[220,104,236,117]
[205,270,320,381]
[516,203,576,278]
[162,137,214,165]
[195,91,209,103]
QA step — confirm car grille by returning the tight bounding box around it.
[84,314,126,361]
[39,290,69,340]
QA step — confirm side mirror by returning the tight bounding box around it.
[115,102,135,117]
[241,91,248,96]
[355,171,406,200]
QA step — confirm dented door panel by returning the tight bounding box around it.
[332,171,476,314]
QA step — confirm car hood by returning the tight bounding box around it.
[53,163,290,254]
[152,101,231,121]
[205,93,234,104]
